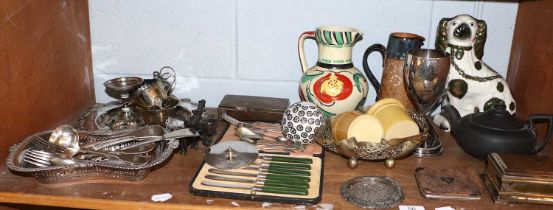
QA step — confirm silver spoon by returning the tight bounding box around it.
[235,126,287,142]
[49,156,78,165]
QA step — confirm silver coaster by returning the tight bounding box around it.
[341,176,404,209]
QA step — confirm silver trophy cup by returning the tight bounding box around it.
[404,49,450,157]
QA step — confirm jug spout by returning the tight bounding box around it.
[314,25,364,45]
[386,32,425,60]
[315,26,362,66]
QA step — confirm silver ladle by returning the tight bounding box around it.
[49,125,125,158]
[49,125,197,152]
[48,125,155,164]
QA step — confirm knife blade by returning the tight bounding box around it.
[205,175,309,189]
[201,181,308,195]
[244,165,311,176]
[259,155,313,164]
[208,168,311,182]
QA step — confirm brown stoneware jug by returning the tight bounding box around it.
[363,32,424,109]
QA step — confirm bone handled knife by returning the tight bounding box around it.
[201,181,308,195]
[205,175,309,189]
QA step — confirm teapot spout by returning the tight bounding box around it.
[442,105,461,133]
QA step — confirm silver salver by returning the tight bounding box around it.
[5,98,198,183]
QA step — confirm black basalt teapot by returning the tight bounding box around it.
[443,105,553,159]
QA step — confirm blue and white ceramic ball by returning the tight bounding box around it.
[281,102,325,144]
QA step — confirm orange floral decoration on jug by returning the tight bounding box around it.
[313,72,353,104]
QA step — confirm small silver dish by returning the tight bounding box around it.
[138,96,181,125]
[103,77,144,99]
[341,176,404,209]
[97,105,145,130]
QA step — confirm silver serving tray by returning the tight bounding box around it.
[78,98,198,132]
[6,129,178,183]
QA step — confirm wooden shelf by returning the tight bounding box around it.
[0,121,549,209]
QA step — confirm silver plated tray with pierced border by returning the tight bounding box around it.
[341,176,404,209]
[6,129,179,184]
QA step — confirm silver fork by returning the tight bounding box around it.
[23,149,110,167]
[22,149,54,167]
[32,136,64,153]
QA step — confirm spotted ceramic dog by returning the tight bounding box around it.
[434,14,516,130]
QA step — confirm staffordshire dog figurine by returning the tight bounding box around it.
[434,14,516,130]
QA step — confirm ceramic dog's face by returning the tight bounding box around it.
[436,14,487,60]
[446,15,478,47]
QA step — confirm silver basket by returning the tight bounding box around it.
[6,130,178,183]
[314,110,429,168]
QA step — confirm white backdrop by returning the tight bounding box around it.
[89,0,518,106]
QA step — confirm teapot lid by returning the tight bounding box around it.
[470,105,526,130]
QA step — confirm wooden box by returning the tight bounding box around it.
[481,153,553,205]
[218,95,289,123]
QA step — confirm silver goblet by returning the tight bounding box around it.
[404,49,450,157]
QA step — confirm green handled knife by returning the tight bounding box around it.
[205,175,309,189]
[260,155,313,164]
[208,168,311,182]
[253,162,311,170]
[201,181,308,195]
[244,165,311,176]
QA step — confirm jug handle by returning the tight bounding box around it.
[362,44,386,92]
[157,66,176,94]
[528,114,553,153]
[298,31,316,73]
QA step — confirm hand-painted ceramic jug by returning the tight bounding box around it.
[298,26,368,117]
[363,32,424,110]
